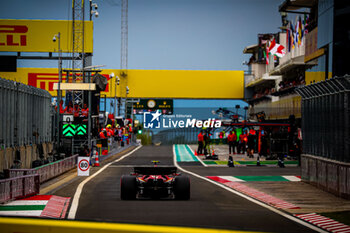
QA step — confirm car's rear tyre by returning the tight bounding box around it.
[120,175,137,200]
[174,176,190,200]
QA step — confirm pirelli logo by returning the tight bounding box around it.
[28,73,62,92]
[28,73,110,95]
[0,25,28,46]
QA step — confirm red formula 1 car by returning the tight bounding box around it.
[120,161,190,200]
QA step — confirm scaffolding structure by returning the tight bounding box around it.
[119,0,128,116]
[71,0,85,106]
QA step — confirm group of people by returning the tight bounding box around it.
[99,123,133,146]
[55,100,89,118]
[227,129,256,158]
[197,129,258,158]
[196,130,212,155]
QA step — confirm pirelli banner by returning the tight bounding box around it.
[0,68,244,99]
[0,19,93,53]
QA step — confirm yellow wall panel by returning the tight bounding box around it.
[0,19,93,53]
[305,71,332,85]
[0,68,244,99]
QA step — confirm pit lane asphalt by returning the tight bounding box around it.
[71,145,316,232]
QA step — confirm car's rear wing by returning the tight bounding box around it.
[134,166,177,175]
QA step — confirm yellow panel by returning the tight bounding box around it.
[254,95,301,120]
[0,217,261,233]
[305,71,332,85]
[0,19,93,53]
[0,68,111,97]
[120,69,244,99]
[0,68,244,99]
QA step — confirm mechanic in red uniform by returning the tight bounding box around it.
[99,129,107,139]
[65,101,74,114]
[55,100,66,114]
[106,125,114,137]
[197,131,204,155]
[227,131,237,154]
[238,130,247,154]
[81,103,89,117]
[73,104,80,117]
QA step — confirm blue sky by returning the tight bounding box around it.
[1,0,283,108]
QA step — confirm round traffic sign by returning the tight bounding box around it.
[78,159,90,171]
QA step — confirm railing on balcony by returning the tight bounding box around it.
[245,63,267,86]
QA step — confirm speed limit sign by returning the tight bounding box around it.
[78,157,90,176]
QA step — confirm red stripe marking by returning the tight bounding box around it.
[326,225,348,230]
[317,222,344,228]
[294,213,350,233]
[21,195,52,201]
[318,221,339,226]
[333,228,350,233]
[312,220,335,225]
[208,177,300,210]
[40,196,71,219]
[207,176,231,183]
[296,213,317,217]
[304,216,329,221]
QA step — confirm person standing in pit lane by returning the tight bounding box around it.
[81,103,89,117]
[238,130,246,154]
[197,131,204,155]
[227,131,237,154]
[247,129,256,158]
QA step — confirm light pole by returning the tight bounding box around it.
[90,0,99,21]
[111,73,120,116]
[234,104,240,123]
[244,106,249,122]
[53,32,62,150]
[235,105,240,115]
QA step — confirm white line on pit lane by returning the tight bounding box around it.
[109,165,138,168]
[68,145,142,220]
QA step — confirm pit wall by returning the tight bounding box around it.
[301,154,350,199]
[0,143,53,172]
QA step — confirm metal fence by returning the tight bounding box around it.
[0,174,40,203]
[4,154,78,184]
[296,75,350,162]
[0,78,52,148]
[152,128,202,145]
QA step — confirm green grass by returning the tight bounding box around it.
[322,211,350,226]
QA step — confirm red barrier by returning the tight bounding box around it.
[0,174,40,203]
[5,154,78,184]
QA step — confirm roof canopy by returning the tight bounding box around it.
[279,0,316,13]
[243,44,259,54]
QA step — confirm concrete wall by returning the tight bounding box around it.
[302,154,350,199]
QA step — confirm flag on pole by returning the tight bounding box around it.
[286,21,291,52]
[304,14,309,34]
[295,16,299,46]
[268,38,286,58]
[298,16,302,46]
[264,43,269,65]
[290,21,295,49]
